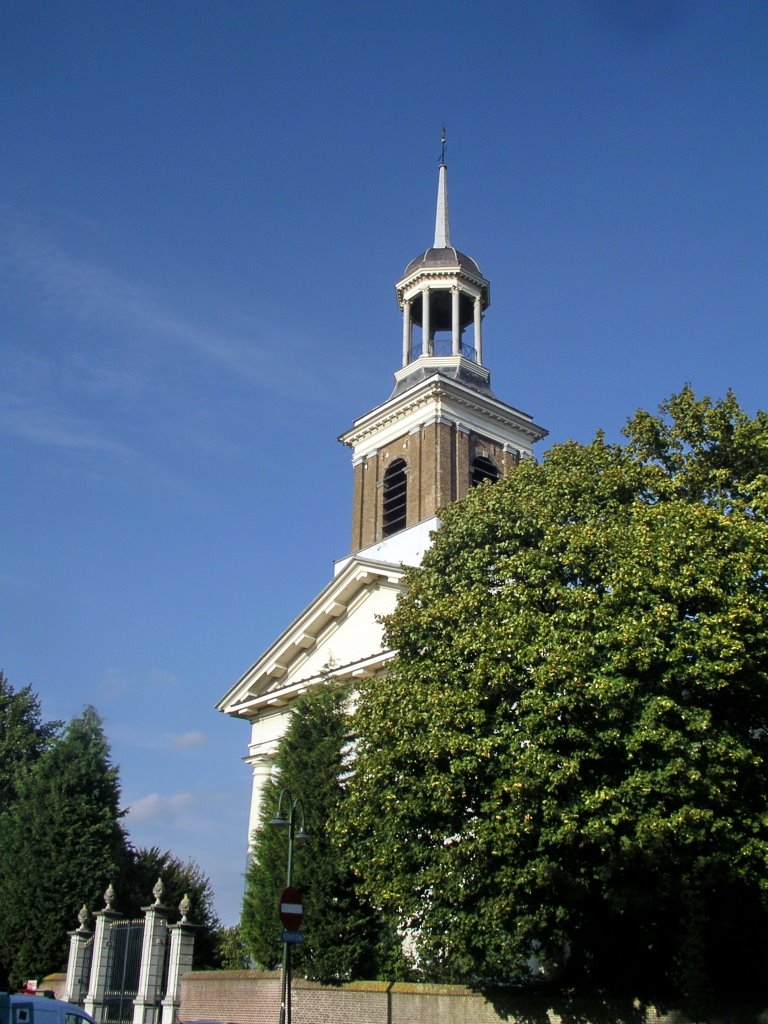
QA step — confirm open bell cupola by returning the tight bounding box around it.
[396,159,490,380]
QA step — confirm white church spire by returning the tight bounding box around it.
[434,128,451,249]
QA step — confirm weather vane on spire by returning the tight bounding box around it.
[440,125,447,165]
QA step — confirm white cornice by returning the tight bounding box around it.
[216,556,406,718]
[338,371,547,459]
[396,268,488,308]
[239,649,396,720]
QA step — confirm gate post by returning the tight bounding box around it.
[64,906,93,1005]
[132,881,171,1024]
[84,884,122,1021]
[160,897,198,1024]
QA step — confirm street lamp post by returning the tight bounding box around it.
[268,789,310,1024]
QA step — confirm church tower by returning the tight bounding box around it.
[340,157,546,561]
[218,155,548,842]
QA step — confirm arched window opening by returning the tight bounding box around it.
[471,455,499,487]
[382,459,408,536]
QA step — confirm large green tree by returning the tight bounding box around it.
[0,671,60,808]
[242,682,401,982]
[0,672,61,987]
[344,388,768,1001]
[0,706,128,985]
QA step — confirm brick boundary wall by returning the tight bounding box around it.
[179,971,768,1024]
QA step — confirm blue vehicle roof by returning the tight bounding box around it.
[6,996,95,1024]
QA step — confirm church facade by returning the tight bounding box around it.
[216,160,548,845]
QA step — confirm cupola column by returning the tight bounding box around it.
[452,286,461,355]
[402,298,412,366]
[422,287,431,356]
[474,294,483,365]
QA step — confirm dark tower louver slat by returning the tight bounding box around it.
[382,460,408,536]
[471,456,500,487]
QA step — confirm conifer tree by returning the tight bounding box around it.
[0,672,61,986]
[0,706,128,985]
[0,671,59,807]
[242,682,400,982]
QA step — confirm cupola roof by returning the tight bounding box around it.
[403,246,482,277]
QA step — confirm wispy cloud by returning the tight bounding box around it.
[0,213,334,395]
[172,731,207,749]
[0,341,140,456]
[0,211,361,468]
[98,667,180,704]
[4,219,251,376]
[126,791,197,824]
[0,396,137,455]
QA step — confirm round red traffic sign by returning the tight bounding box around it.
[279,886,303,929]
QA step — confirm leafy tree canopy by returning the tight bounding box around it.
[344,388,768,1002]
[243,682,402,982]
[213,924,250,971]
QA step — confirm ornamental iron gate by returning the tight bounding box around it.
[102,919,143,1022]
[65,885,197,1024]
[78,937,94,1004]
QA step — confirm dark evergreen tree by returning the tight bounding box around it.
[118,845,221,966]
[0,672,61,987]
[0,671,60,808]
[242,682,401,982]
[0,706,128,985]
[120,845,218,926]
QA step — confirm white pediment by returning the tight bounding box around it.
[216,556,407,719]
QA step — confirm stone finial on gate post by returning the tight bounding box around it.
[84,884,122,1020]
[64,905,93,1005]
[160,896,199,1024]
[132,879,172,1024]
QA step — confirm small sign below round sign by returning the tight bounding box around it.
[279,885,303,930]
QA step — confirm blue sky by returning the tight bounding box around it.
[1,1,765,926]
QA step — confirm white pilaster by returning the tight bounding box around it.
[247,753,278,847]
[84,888,121,1021]
[160,906,198,1024]
[132,889,171,1024]
[64,908,93,1005]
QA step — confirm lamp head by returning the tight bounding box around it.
[268,811,288,830]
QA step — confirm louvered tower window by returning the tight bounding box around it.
[382,459,408,536]
[471,455,500,487]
